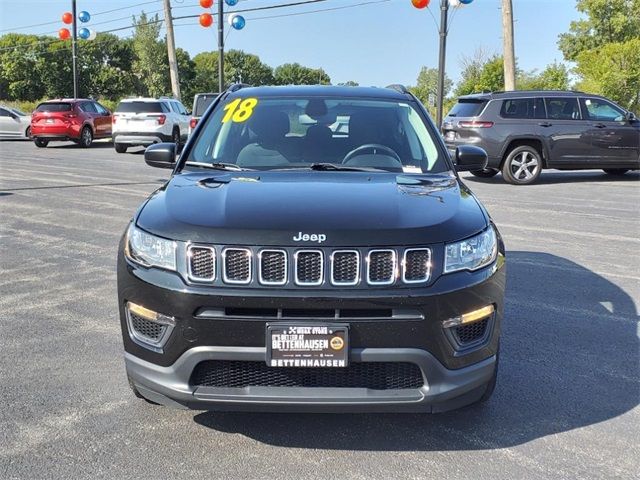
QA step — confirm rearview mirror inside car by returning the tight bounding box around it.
[455,145,488,172]
[144,143,177,169]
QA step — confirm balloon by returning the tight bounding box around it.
[199,13,213,27]
[88,29,97,41]
[200,0,213,7]
[78,11,91,23]
[231,14,245,30]
[62,12,73,24]
[412,0,430,8]
[78,27,90,40]
[58,28,71,40]
[460,0,474,3]
[225,0,239,6]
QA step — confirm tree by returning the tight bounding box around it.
[224,50,274,86]
[455,54,504,97]
[192,51,219,94]
[273,63,330,85]
[131,12,167,97]
[518,62,571,91]
[0,34,48,100]
[558,0,640,61]
[575,39,640,111]
[410,67,452,107]
[338,80,359,87]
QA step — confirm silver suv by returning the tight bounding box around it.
[443,90,639,184]
[112,97,191,153]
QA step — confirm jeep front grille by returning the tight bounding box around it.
[188,246,431,287]
[223,248,251,284]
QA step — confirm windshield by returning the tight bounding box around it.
[186,96,447,173]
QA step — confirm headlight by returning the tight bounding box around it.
[125,223,177,271]
[444,225,497,273]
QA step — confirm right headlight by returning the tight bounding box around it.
[444,225,498,274]
[124,223,177,271]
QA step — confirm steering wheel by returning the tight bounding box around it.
[342,144,401,164]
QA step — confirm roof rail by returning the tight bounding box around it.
[385,84,409,94]
[227,83,251,93]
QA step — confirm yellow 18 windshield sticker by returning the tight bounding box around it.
[222,98,258,123]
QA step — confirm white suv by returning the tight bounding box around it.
[112,97,191,153]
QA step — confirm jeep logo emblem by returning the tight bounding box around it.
[293,232,326,243]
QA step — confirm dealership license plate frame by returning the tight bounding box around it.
[266,323,349,368]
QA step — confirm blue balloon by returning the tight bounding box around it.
[78,27,90,40]
[459,0,474,4]
[78,11,91,23]
[231,15,245,30]
[225,0,239,6]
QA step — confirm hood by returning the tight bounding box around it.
[136,171,487,246]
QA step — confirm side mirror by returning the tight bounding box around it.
[454,145,488,171]
[144,143,177,169]
[625,111,637,123]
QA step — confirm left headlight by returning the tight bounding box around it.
[124,223,177,271]
[444,225,498,274]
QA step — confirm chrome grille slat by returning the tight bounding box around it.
[403,248,432,283]
[367,249,397,285]
[258,249,287,285]
[295,250,323,286]
[331,250,360,286]
[187,245,216,282]
[222,248,252,284]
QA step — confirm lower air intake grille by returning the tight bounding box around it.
[295,250,323,285]
[223,248,251,284]
[129,313,166,343]
[190,361,424,390]
[454,318,489,345]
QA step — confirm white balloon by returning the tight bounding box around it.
[449,0,463,7]
[227,13,236,26]
[88,29,97,41]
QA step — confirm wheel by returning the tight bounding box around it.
[603,168,629,175]
[34,138,48,148]
[172,128,181,151]
[128,376,158,405]
[79,126,93,148]
[114,143,128,154]
[501,145,542,185]
[25,126,31,139]
[470,168,499,178]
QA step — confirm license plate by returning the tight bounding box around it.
[46,118,54,124]
[266,324,349,368]
[445,131,455,140]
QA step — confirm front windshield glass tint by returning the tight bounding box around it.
[188,97,446,173]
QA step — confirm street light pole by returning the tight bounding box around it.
[71,0,78,99]
[218,0,224,92]
[435,0,448,129]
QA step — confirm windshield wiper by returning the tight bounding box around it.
[184,161,248,171]
[309,163,386,172]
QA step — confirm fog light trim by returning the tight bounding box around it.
[442,304,495,328]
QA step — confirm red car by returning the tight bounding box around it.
[31,99,112,148]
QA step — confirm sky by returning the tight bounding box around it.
[0,0,580,87]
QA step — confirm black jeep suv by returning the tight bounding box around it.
[117,85,505,413]
[443,90,639,185]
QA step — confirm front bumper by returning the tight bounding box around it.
[118,245,505,412]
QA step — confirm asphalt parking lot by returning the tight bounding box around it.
[1,140,638,479]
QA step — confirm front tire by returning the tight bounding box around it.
[34,138,48,148]
[172,128,181,151]
[502,145,542,185]
[114,143,128,154]
[603,168,629,175]
[470,168,499,178]
[79,126,93,148]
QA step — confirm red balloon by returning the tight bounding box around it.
[62,12,73,24]
[412,0,430,8]
[58,28,71,40]
[199,13,213,28]
[200,0,214,8]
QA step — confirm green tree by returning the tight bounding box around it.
[192,51,219,94]
[338,80,359,87]
[131,12,167,97]
[409,67,452,116]
[0,34,48,100]
[517,62,571,91]
[225,50,274,86]
[558,0,640,61]
[273,63,330,85]
[455,55,504,96]
[575,39,640,111]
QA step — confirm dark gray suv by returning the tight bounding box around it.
[443,90,639,185]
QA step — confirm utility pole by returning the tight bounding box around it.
[218,0,224,92]
[502,0,516,91]
[436,0,448,129]
[163,0,181,100]
[71,0,78,99]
